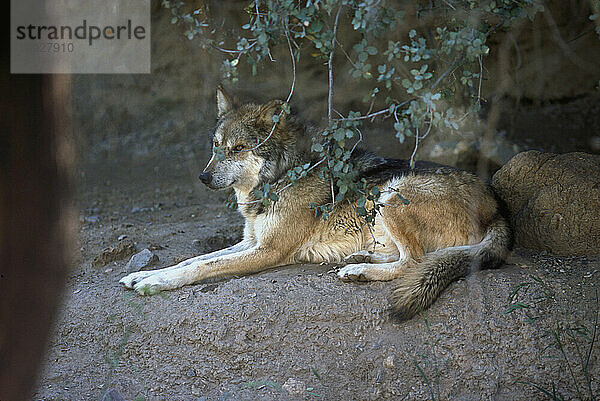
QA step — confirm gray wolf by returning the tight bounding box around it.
[120,86,511,320]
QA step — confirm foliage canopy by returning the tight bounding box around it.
[165,0,552,218]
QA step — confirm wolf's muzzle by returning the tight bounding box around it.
[198,172,212,185]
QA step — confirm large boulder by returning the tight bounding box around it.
[492,151,600,256]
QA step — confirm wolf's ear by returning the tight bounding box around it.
[216,85,234,118]
[259,99,285,124]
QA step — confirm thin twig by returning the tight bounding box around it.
[346,199,379,251]
[477,55,483,107]
[332,99,413,122]
[431,60,464,90]
[485,19,505,37]
[212,40,257,55]
[328,6,343,122]
[335,38,357,67]
[441,0,455,10]
[327,146,336,204]
[237,157,327,206]
[274,157,326,195]
[554,325,584,400]
[410,111,433,167]
[350,127,363,155]
[243,23,296,153]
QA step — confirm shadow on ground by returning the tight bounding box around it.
[33,151,600,399]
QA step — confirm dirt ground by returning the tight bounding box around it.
[31,124,600,401]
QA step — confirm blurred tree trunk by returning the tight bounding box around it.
[0,20,74,401]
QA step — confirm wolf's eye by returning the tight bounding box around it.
[233,144,245,152]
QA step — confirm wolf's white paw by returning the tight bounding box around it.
[343,251,372,265]
[132,274,172,295]
[119,270,157,289]
[337,264,369,282]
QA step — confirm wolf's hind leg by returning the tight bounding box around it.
[343,250,399,264]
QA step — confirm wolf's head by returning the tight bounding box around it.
[199,86,312,193]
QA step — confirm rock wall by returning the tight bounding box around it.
[73,0,600,168]
[492,150,600,256]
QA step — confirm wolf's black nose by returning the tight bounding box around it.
[198,172,212,185]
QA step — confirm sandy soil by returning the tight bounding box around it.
[31,142,600,401]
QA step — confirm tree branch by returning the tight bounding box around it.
[328,6,343,122]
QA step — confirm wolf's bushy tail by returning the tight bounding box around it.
[391,217,511,320]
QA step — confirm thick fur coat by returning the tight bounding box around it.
[120,87,511,320]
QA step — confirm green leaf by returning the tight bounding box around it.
[311,143,323,152]
[333,129,346,141]
[396,193,410,205]
[353,42,364,53]
[272,115,280,123]
[366,46,378,55]
[504,302,531,314]
[311,20,323,33]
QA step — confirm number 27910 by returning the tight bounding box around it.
[39,42,74,52]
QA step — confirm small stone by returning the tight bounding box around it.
[102,388,125,401]
[104,268,113,273]
[84,215,99,223]
[117,235,127,241]
[383,355,395,369]
[186,368,196,377]
[282,378,305,396]
[126,249,159,273]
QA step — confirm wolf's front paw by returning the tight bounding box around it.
[132,274,171,295]
[119,270,157,289]
[337,264,369,282]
